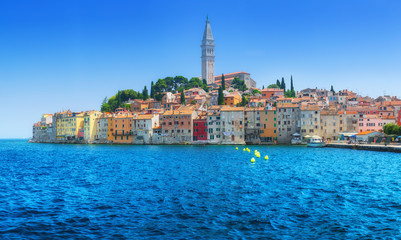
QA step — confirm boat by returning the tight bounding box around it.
[291,133,302,145]
[307,135,326,148]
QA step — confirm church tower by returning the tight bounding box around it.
[201,17,215,85]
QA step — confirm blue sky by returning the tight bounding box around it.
[0,0,400,138]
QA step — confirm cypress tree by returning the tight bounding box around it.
[290,76,295,97]
[330,85,335,94]
[150,81,154,98]
[281,77,286,90]
[262,85,265,90]
[181,90,186,105]
[142,86,149,100]
[218,86,224,105]
[221,74,226,90]
[276,79,280,87]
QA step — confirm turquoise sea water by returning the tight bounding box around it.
[1,139,401,239]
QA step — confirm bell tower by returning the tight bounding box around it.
[201,16,215,85]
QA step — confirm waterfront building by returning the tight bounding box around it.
[56,112,84,140]
[381,115,396,127]
[300,105,321,138]
[244,107,262,144]
[83,110,101,143]
[207,106,222,144]
[201,17,215,85]
[399,109,401,126]
[112,114,134,144]
[338,111,358,133]
[224,92,241,107]
[193,115,208,142]
[96,113,112,142]
[133,114,160,144]
[161,105,197,144]
[220,106,245,144]
[261,88,284,99]
[320,110,339,140]
[358,115,384,133]
[276,103,301,144]
[355,131,382,142]
[259,106,277,143]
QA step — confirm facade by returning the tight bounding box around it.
[220,106,245,144]
[260,107,277,143]
[214,72,256,89]
[56,112,84,140]
[193,116,208,142]
[224,92,241,107]
[96,114,112,142]
[261,88,284,99]
[277,103,300,144]
[320,110,339,140]
[112,114,134,144]
[161,106,197,144]
[207,106,222,144]
[83,111,101,143]
[133,114,160,144]
[338,111,358,133]
[358,115,383,133]
[244,108,262,144]
[201,17,215,84]
[300,105,321,138]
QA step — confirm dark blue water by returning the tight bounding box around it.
[1,140,401,239]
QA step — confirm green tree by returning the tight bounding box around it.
[142,86,149,100]
[218,86,224,105]
[262,85,265,90]
[276,79,280,87]
[252,89,261,95]
[202,79,207,85]
[239,95,248,106]
[267,84,280,89]
[221,74,226,90]
[290,76,295,97]
[180,90,186,105]
[231,77,248,91]
[191,100,196,105]
[150,81,155,98]
[280,77,286,90]
[330,85,335,94]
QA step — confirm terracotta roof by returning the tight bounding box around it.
[356,131,377,135]
[136,114,155,120]
[221,106,244,112]
[338,111,358,115]
[277,103,299,108]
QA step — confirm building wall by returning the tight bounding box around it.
[277,106,300,144]
[244,109,261,144]
[220,108,245,144]
[112,117,133,144]
[193,119,208,141]
[320,113,339,139]
[358,116,383,133]
[207,114,222,144]
[260,108,277,143]
[300,109,321,137]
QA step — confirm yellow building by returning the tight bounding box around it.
[83,110,101,143]
[224,92,241,107]
[56,112,84,140]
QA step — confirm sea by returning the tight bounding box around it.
[1,139,401,239]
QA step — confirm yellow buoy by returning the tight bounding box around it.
[247,149,250,152]
[251,158,255,163]
[236,147,238,150]
[243,148,246,151]
[265,155,269,160]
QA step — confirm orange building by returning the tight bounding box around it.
[259,107,277,143]
[224,92,241,107]
[261,88,284,99]
[112,114,134,143]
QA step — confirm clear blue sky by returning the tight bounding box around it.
[1,0,400,138]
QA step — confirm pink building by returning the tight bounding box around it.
[358,115,383,133]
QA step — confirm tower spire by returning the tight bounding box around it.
[201,17,215,85]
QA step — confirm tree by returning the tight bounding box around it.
[252,89,261,95]
[191,100,196,105]
[384,123,399,135]
[231,77,248,91]
[262,85,265,90]
[221,74,226,90]
[330,85,335,94]
[150,81,155,98]
[142,86,149,100]
[276,79,280,87]
[202,79,207,85]
[218,86,224,105]
[290,76,295,97]
[267,84,280,89]
[239,95,248,106]
[280,77,286,90]
[180,90,186,105]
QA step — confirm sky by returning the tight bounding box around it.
[0,0,400,138]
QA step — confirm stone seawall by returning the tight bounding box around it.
[327,143,401,153]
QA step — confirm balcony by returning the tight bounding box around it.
[112,131,133,136]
